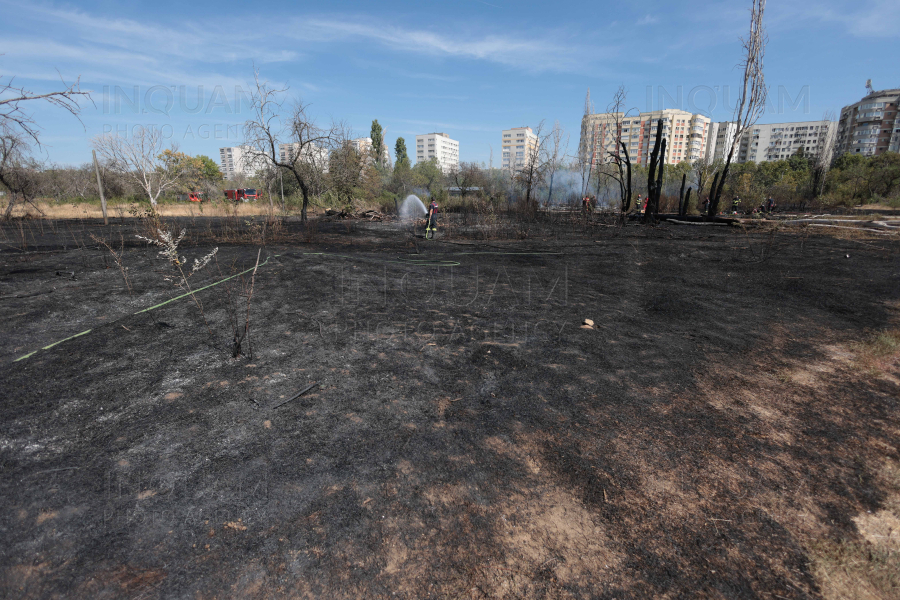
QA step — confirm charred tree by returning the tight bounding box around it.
[681,187,693,216]
[644,120,663,224]
[707,172,720,218]
[711,0,768,216]
[620,141,633,215]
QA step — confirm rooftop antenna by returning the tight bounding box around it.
[865,79,874,95]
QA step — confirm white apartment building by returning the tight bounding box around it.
[415,132,459,174]
[349,137,392,166]
[733,120,838,164]
[501,127,539,171]
[579,109,711,168]
[278,142,330,170]
[219,146,267,178]
[706,122,738,161]
[835,88,900,157]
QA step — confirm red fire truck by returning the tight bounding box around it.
[176,192,204,202]
[224,188,259,202]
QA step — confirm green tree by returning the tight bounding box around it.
[370,120,384,168]
[395,137,409,169]
[868,152,900,198]
[196,155,223,181]
[787,148,809,173]
[412,158,445,197]
[328,144,365,208]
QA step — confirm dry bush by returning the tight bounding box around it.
[89,232,132,295]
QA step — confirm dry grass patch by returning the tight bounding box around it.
[808,458,900,599]
[853,329,900,375]
[2,199,294,220]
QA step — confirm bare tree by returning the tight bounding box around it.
[578,89,595,198]
[514,120,549,215]
[92,127,192,206]
[594,86,637,221]
[692,157,721,211]
[808,111,837,199]
[0,131,41,219]
[0,73,91,145]
[450,161,480,201]
[0,71,92,218]
[243,69,339,223]
[709,0,768,217]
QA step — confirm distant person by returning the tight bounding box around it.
[732,196,741,214]
[703,196,710,214]
[636,195,643,213]
[766,196,775,213]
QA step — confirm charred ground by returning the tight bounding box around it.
[1,216,899,598]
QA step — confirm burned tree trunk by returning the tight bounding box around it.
[681,187,693,216]
[644,120,664,224]
[706,172,720,219]
[652,141,665,218]
[619,141,634,218]
[710,147,734,216]
[677,174,686,216]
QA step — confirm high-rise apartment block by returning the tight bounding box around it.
[735,121,837,163]
[835,87,900,157]
[278,142,329,169]
[706,122,738,161]
[415,132,459,174]
[579,109,711,167]
[219,146,267,178]
[501,127,539,171]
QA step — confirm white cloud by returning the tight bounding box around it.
[772,0,900,38]
[277,17,597,73]
[636,15,659,26]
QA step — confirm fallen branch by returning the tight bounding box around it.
[273,382,318,409]
[807,224,896,235]
[666,219,729,226]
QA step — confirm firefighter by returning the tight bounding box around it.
[426,199,438,238]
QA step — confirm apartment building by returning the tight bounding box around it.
[349,137,392,166]
[706,122,738,161]
[218,146,267,178]
[734,121,837,164]
[501,127,539,171]
[835,88,900,157]
[579,109,711,167]
[415,132,459,174]
[278,142,329,170]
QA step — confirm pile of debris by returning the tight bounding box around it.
[323,208,389,221]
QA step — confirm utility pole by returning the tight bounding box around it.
[92,149,108,225]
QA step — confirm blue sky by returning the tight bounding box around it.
[2,0,899,167]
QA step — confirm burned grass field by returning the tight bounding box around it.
[1,217,899,599]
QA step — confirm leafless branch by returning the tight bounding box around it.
[0,72,92,146]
